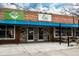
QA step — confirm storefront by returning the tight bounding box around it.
[0,20,78,44]
[20,27,49,42]
[0,8,79,44]
[0,25,15,39]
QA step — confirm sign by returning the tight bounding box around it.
[4,9,24,20]
[9,11,19,19]
[38,14,52,21]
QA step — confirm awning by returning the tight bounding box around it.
[0,20,79,28]
[60,23,78,28]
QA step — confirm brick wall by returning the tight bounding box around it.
[0,8,79,24]
[74,17,79,24]
[25,11,38,21]
[24,11,79,24]
[52,14,73,24]
[0,9,4,19]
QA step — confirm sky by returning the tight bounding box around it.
[0,3,79,15]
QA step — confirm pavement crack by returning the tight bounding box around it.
[19,44,32,56]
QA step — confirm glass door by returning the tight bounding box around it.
[27,27,34,42]
[38,28,44,41]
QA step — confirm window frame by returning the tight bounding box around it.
[54,27,73,38]
[75,28,79,36]
[0,25,15,40]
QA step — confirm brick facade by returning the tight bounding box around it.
[25,11,38,21]
[0,9,4,19]
[23,11,79,24]
[0,8,79,24]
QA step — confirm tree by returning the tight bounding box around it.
[62,3,79,45]
[62,3,79,17]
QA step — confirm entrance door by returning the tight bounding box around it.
[38,28,44,41]
[27,27,34,42]
[20,27,27,43]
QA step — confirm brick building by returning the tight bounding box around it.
[0,8,79,44]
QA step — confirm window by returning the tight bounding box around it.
[0,25,15,40]
[39,28,43,39]
[61,28,67,36]
[55,28,72,36]
[67,28,72,36]
[7,26,15,38]
[28,27,34,40]
[55,28,60,36]
[75,28,79,36]
[0,25,6,38]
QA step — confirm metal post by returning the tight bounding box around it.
[73,17,75,42]
[78,20,79,36]
[77,20,79,44]
[68,36,70,46]
[59,23,62,45]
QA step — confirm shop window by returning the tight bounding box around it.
[0,25,6,38]
[61,28,67,36]
[55,28,72,36]
[39,28,43,39]
[7,26,15,38]
[28,27,34,40]
[0,25,15,40]
[75,28,79,36]
[67,28,72,36]
[55,28,60,36]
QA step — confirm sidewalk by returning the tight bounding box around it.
[0,42,78,56]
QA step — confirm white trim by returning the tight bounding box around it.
[0,38,15,40]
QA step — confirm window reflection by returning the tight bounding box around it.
[75,28,79,36]
[0,25,15,39]
[7,26,14,38]
[39,28,43,39]
[0,25,6,38]
[28,27,33,40]
[55,28,72,36]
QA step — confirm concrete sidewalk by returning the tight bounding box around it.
[0,42,78,56]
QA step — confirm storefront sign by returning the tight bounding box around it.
[9,11,19,19]
[38,14,52,21]
[4,9,24,20]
